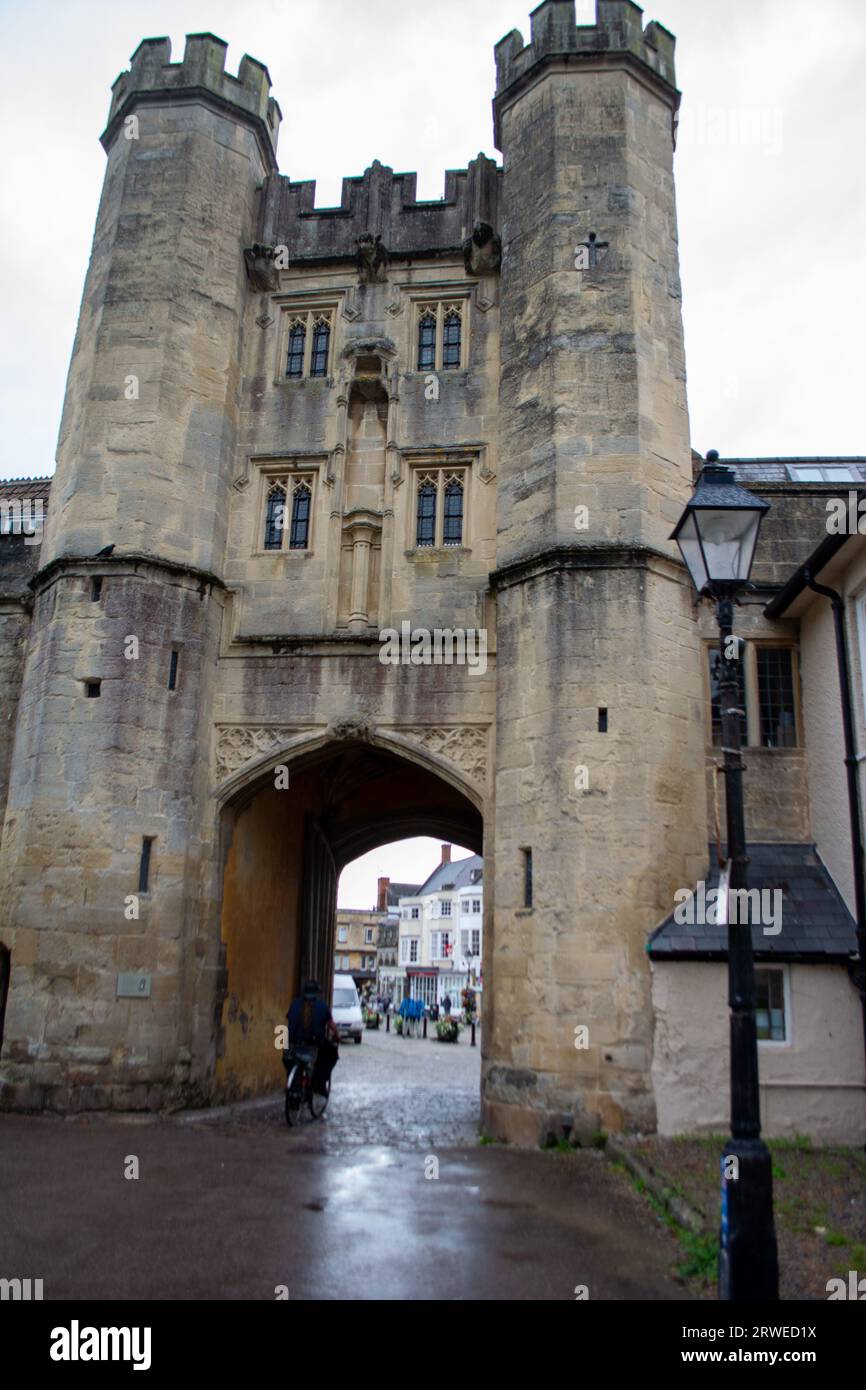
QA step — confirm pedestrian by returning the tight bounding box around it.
[443,993,452,1017]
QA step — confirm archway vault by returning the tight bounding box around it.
[214,732,484,1099]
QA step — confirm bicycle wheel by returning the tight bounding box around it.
[308,1075,330,1120]
[285,1066,304,1126]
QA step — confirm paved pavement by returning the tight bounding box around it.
[0,1026,694,1300]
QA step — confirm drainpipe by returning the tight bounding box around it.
[803,570,866,1093]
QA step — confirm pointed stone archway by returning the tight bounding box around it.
[215,732,484,1100]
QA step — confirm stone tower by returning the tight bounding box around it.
[485,0,706,1140]
[0,2,707,1142]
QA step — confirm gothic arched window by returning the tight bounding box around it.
[417,310,437,371]
[442,308,462,369]
[264,481,287,550]
[310,317,330,377]
[286,320,306,378]
[289,479,312,550]
[416,476,437,547]
[442,475,464,545]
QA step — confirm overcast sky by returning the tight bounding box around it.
[1,0,863,901]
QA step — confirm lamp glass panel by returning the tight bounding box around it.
[675,511,708,592]
[695,508,760,583]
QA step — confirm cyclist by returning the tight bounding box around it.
[286,979,339,1095]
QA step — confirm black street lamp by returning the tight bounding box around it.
[671,451,779,1302]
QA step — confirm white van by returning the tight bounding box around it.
[332,974,363,1044]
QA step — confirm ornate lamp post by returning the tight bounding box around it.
[671,451,779,1301]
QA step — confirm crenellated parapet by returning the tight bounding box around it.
[258,153,501,266]
[494,0,677,145]
[102,32,282,169]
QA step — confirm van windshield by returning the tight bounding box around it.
[333,990,357,1009]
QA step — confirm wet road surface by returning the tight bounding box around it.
[0,1028,694,1300]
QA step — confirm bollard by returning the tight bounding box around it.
[471,1020,476,1047]
[423,1015,427,1039]
[386,1012,390,1033]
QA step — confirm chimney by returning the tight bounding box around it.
[377,876,390,912]
[440,844,451,865]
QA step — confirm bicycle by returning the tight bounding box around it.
[282,1045,330,1126]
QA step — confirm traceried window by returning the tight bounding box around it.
[310,316,331,377]
[417,310,437,370]
[442,309,462,368]
[415,301,466,371]
[286,319,306,378]
[284,309,333,378]
[262,474,314,552]
[414,468,466,548]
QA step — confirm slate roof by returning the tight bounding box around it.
[414,854,483,897]
[648,843,857,963]
[386,882,421,907]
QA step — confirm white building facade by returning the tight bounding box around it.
[392,848,483,1010]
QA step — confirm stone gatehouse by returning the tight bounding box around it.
[0,1,862,1145]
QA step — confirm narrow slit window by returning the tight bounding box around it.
[90,577,103,602]
[416,478,437,547]
[522,849,533,909]
[598,708,608,733]
[442,477,464,546]
[264,482,287,551]
[289,480,312,550]
[85,681,101,699]
[138,837,154,894]
[310,318,330,377]
[417,311,437,371]
[442,308,462,369]
[286,321,306,378]
[168,649,179,691]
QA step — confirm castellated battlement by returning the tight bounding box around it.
[258,153,501,264]
[104,33,282,163]
[495,0,676,117]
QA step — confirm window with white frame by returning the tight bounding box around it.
[365,928,374,944]
[342,955,350,969]
[471,928,480,956]
[755,967,788,1042]
[440,900,452,918]
[461,899,470,914]
[262,472,315,552]
[401,937,420,964]
[411,906,420,920]
[337,927,347,943]
[472,898,481,914]
[415,301,466,372]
